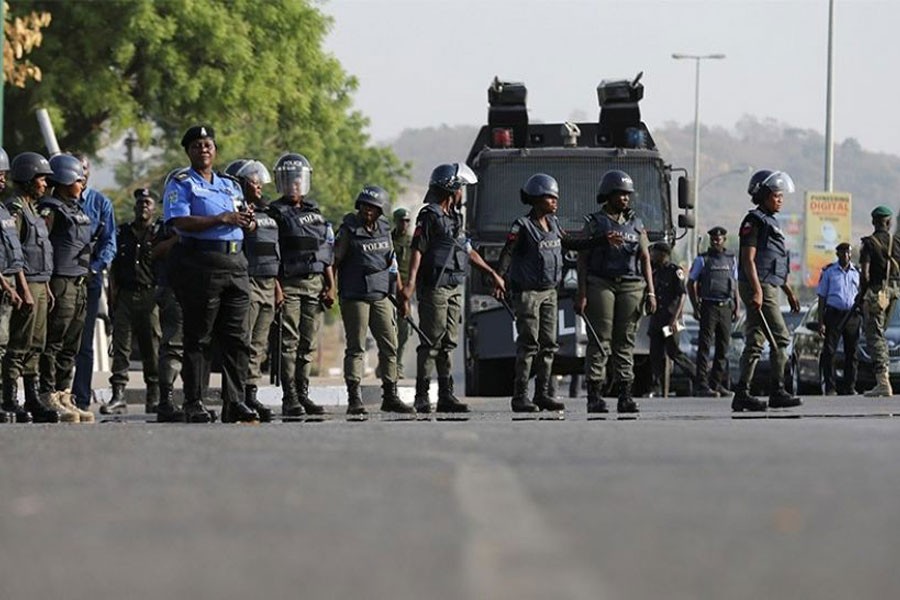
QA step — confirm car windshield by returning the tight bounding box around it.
[470,152,669,234]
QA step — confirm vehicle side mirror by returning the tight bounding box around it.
[678,175,693,209]
[678,213,695,229]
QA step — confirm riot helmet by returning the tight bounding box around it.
[748,169,795,202]
[10,152,53,184]
[0,147,9,172]
[596,169,635,202]
[429,163,478,193]
[520,173,559,205]
[273,153,312,196]
[226,159,272,185]
[48,153,86,186]
[355,185,388,213]
[224,159,249,179]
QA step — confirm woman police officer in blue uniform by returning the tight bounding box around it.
[163,125,259,423]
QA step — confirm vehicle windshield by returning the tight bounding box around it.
[470,153,669,235]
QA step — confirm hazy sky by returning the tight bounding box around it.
[323,0,900,156]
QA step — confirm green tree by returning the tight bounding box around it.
[3,0,407,219]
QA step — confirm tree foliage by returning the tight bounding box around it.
[2,1,51,87]
[3,0,408,220]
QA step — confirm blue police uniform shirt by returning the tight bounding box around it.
[80,187,117,274]
[163,168,244,242]
[688,253,738,297]
[816,260,860,311]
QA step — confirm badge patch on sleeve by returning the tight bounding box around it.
[739,220,753,237]
[676,268,685,280]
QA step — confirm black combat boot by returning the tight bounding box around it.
[436,376,469,413]
[768,387,802,409]
[296,377,326,415]
[510,379,538,413]
[182,399,212,423]
[2,379,32,423]
[414,377,431,414]
[101,383,128,415]
[243,385,272,422]
[533,378,565,412]
[731,386,767,412]
[221,398,259,423]
[345,380,367,415]
[156,387,185,422]
[145,383,160,414]
[616,381,640,414]
[381,381,414,414]
[281,382,306,417]
[586,380,608,413]
[22,375,59,423]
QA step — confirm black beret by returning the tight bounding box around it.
[707,226,727,236]
[133,188,158,201]
[835,242,852,252]
[651,241,671,254]
[180,124,215,149]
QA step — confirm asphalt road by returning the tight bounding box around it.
[2,395,900,600]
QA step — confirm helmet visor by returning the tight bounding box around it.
[237,160,272,185]
[761,171,795,194]
[455,163,478,187]
[275,167,310,196]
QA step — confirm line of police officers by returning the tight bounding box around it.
[2,124,892,424]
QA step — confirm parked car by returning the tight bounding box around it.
[728,305,807,396]
[784,302,831,394]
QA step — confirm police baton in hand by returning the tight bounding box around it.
[580,313,605,356]
[756,307,784,360]
[498,295,516,321]
[387,294,434,348]
[270,308,283,387]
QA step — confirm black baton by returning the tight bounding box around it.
[387,294,434,348]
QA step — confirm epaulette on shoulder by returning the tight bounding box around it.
[174,171,189,182]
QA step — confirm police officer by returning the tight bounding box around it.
[732,169,802,412]
[0,148,29,423]
[400,162,505,413]
[163,125,258,423]
[268,152,334,417]
[497,173,567,413]
[152,172,186,422]
[858,206,900,397]
[391,206,413,377]
[38,153,95,423]
[71,153,116,412]
[816,242,861,395]
[334,185,414,415]
[576,170,655,414]
[688,225,739,397]
[647,241,695,396]
[2,152,60,423]
[102,188,162,415]
[225,159,277,422]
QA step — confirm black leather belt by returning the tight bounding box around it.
[180,238,243,254]
[703,299,732,306]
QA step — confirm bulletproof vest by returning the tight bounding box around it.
[269,199,333,278]
[392,230,412,280]
[862,230,900,286]
[245,209,280,279]
[509,214,563,291]
[5,196,53,283]
[737,208,789,286]
[586,210,643,280]
[113,221,159,289]
[39,197,93,277]
[698,250,735,300]
[152,220,173,287]
[652,262,685,325]
[417,203,468,288]
[338,213,393,301]
[0,204,25,276]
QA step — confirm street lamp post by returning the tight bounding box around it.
[672,52,726,263]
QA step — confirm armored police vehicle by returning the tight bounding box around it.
[464,74,693,396]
